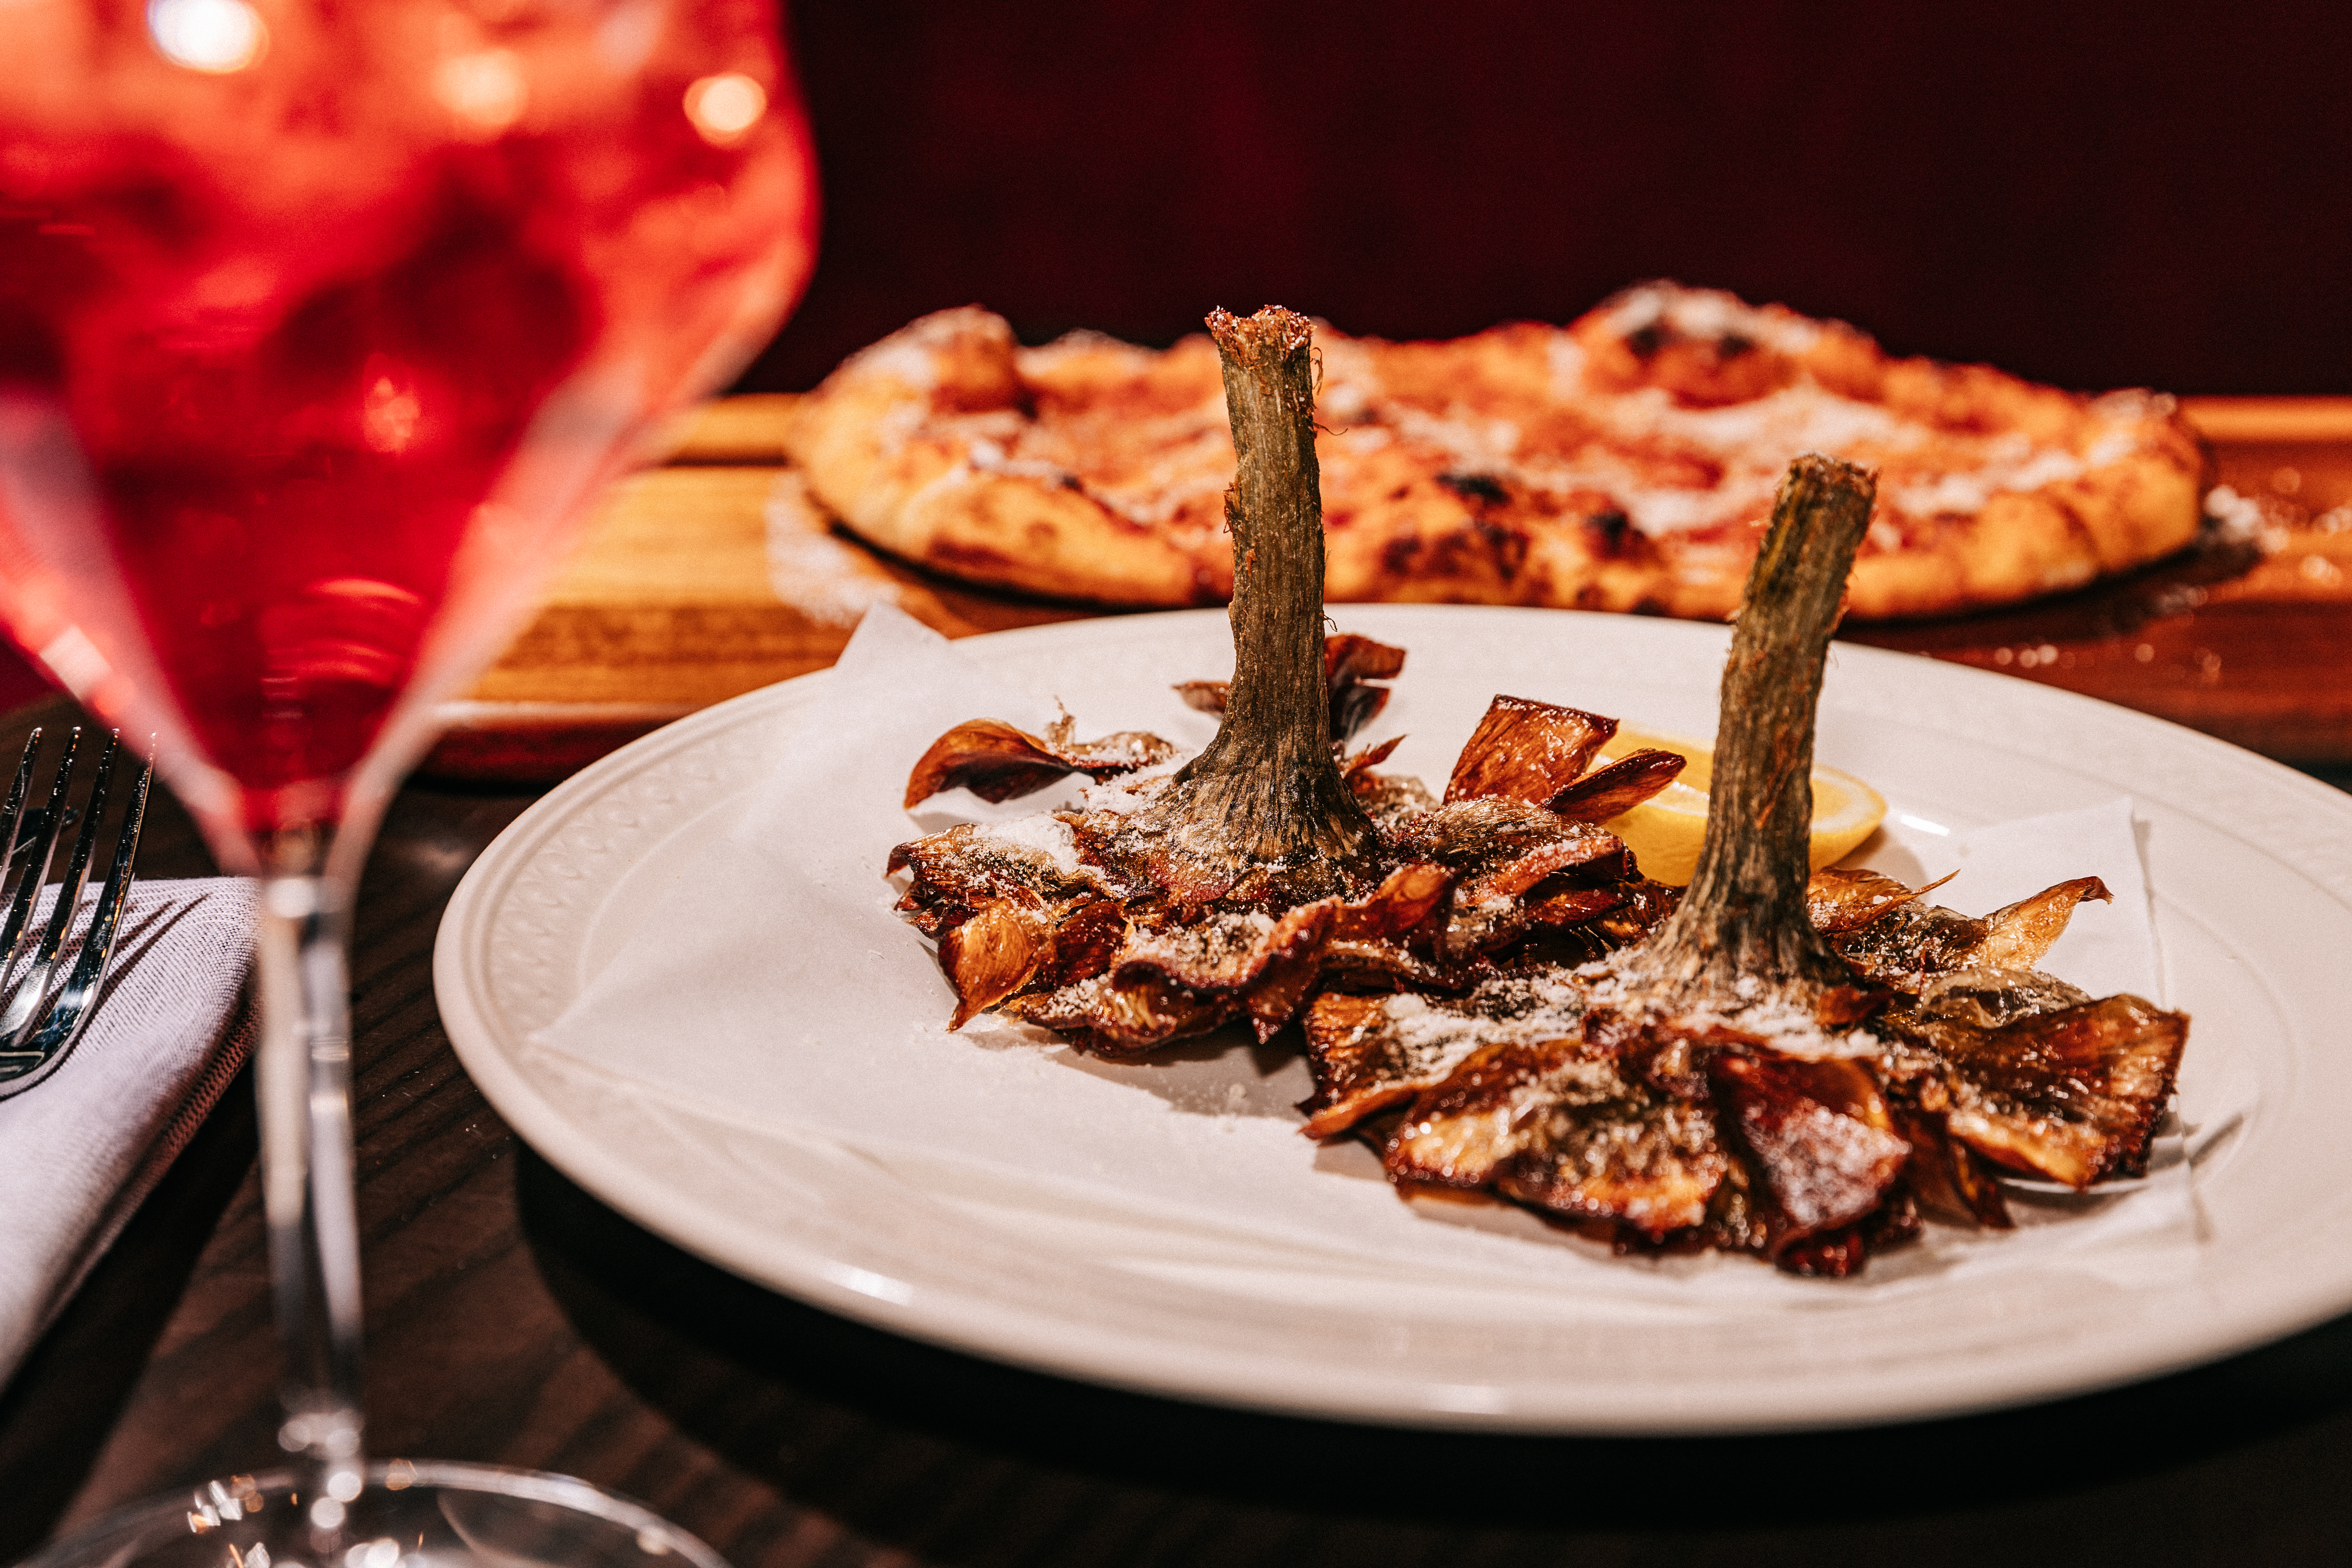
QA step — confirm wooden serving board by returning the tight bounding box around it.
[420,395,2352,781]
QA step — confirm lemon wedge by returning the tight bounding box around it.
[1595,727,1886,887]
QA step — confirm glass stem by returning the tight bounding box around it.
[254,828,367,1536]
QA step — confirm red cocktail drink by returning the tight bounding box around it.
[0,0,815,858]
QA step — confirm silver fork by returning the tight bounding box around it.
[0,726,153,1097]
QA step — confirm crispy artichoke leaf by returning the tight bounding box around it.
[1710,1053,1912,1246]
[1324,632,1409,688]
[905,718,1179,807]
[890,819,1090,935]
[1329,861,1455,945]
[1387,1035,1627,1190]
[1776,1191,1923,1279]
[937,900,1054,1028]
[1581,876,1683,948]
[1007,970,1235,1056]
[1977,877,2115,970]
[1383,1028,1728,1236]
[998,862,1464,1055]
[1546,748,1689,823]
[1300,993,1414,1136]
[1388,798,1631,959]
[1890,1106,2013,1229]
[1443,694,1618,806]
[1912,964,2093,1030]
[1391,796,1628,880]
[1828,875,2113,991]
[1105,902,1338,1044]
[1494,1093,1728,1239]
[1342,749,1438,836]
[1930,993,2189,1188]
[1326,633,1409,741]
[1298,968,1587,1139]
[1171,680,1227,716]
[936,895,1127,1029]
[1806,867,1948,933]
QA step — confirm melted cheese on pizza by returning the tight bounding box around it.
[785,284,2208,620]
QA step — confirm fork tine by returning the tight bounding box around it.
[0,728,39,884]
[27,730,116,967]
[0,731,42,943]
[0,727,78,997]
[4,746,151,1077]
[3,729,110,1043]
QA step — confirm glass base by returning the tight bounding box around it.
[21,1462,729,1568]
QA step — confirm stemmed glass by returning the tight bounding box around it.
[0,1,816,1562]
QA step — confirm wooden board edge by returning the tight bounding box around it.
[2178,395,2352,444]
[653,392,802,466]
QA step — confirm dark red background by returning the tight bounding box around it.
[6,0,2347,711]
[749,0,2352,396]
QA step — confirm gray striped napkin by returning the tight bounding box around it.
[0,877,256,1385]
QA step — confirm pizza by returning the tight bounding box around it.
[782,282,2210,621]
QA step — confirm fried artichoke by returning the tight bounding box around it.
[885,309,2188,1277]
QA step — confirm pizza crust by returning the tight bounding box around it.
[784,285,2209,621]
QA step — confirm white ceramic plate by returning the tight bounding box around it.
[435,606,2352,1434]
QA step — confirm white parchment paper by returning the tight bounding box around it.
[533,605,2203,1306]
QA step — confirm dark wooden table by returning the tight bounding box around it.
[2,690,2352,1567]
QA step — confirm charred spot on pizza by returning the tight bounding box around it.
[1426,529,1481,582]
[1656,339,1792,406]
[1578,284,1807,407]
[1581,507,1659,564]
[1472,514,1531,581]
[1587,508,1633,551]
[1437,471,1512,506]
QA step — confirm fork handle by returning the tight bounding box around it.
[255,867,368,1530]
